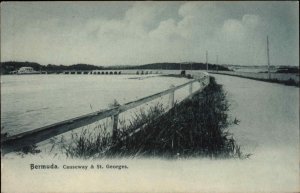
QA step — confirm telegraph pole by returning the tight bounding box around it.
[206,51,208,71]
[267,36,271,79]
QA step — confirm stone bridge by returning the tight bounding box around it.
[62,69,207,77]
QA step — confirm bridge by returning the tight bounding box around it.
[62,69,211,79]
[62,69,162,75]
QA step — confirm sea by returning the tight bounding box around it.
[1,74,191,135]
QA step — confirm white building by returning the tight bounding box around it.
[17,67,40,74]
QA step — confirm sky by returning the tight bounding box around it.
[1,1,299,66]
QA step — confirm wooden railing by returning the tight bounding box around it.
[1,74,209,154]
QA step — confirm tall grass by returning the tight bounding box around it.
[58,104,166,159]
[60,77,250,159]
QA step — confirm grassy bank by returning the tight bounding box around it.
[209,72,299,87]
[60,77,248,159]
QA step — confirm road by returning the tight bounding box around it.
[212,74,299,191]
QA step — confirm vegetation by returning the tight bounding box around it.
[1,61,42,74]
[60,104,165,159]
[210,72,299,87]
[276,66,299,74]
[58,77,249,159]
[0,61,104,74]
[45,63,104,72]
[111,62,230,71]
[1,61,230,74]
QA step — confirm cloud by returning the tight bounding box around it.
[1,2,298,66]
[221,14,262,42]
[222,19,246,41]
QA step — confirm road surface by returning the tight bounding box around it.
[212,74,299,191]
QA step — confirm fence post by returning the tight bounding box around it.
[111,113,119,142]
[206,75,210,85]
[169,85,175,108]
[110,99,120,142]
[189,82,193,96]
[199,77,208,92]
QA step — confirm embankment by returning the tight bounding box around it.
[209,70,299,86]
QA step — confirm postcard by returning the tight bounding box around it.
[1,1,299,192]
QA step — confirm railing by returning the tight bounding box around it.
[1,74,209,154]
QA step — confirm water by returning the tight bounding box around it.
[1,74,190,135]
[230,66,277,73]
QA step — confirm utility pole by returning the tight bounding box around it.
[206,51,208,71]
[267,36,271,79]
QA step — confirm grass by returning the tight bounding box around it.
[59,104,166,159]
[209,71,299,87]
[57,76,249,159]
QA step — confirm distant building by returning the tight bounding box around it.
[17,67,40,74]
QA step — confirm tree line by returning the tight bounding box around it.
[1,61,230,74]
